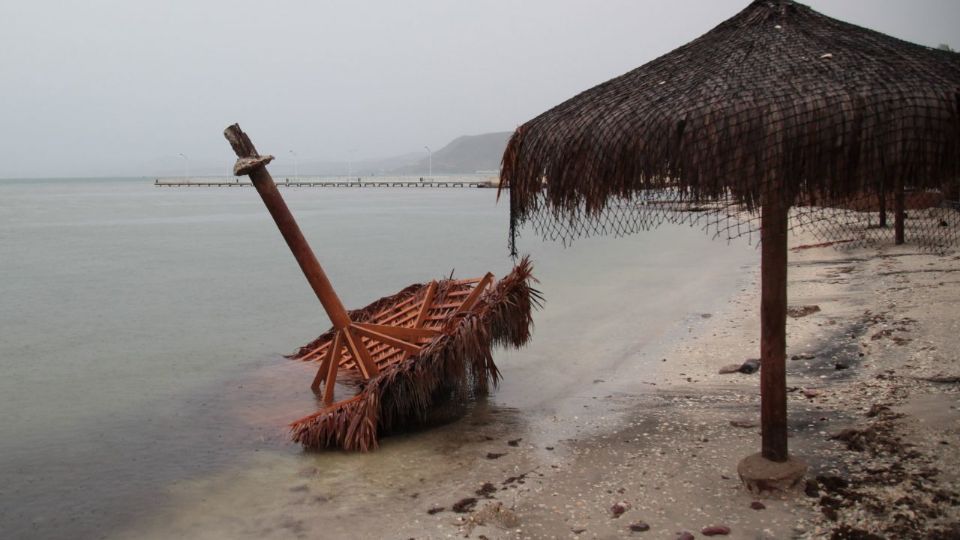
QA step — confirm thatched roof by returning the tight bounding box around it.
[501,0,960,249]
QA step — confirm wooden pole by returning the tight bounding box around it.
[878,189,887,228]
[223,124,352,330]
[894,177,905,245]
[760,189,789,462]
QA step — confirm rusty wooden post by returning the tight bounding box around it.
[760,188,789,463]
[223,124,352,330]
[894,177,905,245]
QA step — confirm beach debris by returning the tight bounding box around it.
[788,305,821,318]
[791,239,857,251]
[486,452,506,460]
[730,419,757,428]
[475,482,497,498]
[676,532,695,540]
[507,438,522,447]
[464,501,520,531]
[738,358,760,374]
[427,506,445,515]
[750,501,766,510]
[223,124,540,451]
[917,375,960,384]
[610,501,631,517]
[829,526,883,540]
[835,363,849,370]
[791,353,816,360]
[452,497,478,513]
[801,388,820,398]
[817,475,849,492]
[502,471,531,486]
[718,364,742,374]
[628,521,650,532]
[571,526,588,534]
[701,525,732,536]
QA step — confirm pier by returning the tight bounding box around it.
[154,176,497,188]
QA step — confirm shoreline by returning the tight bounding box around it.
[109,230,959,540]
[437,231,960,539]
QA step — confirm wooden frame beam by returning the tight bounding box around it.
[351,325,423,355]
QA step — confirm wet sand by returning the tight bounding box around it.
[111,231,959,539]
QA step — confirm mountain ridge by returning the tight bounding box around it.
[391,131,511,175]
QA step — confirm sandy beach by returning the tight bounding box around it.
[447,233,960,540]
[400,234,959,540]
[103,227,959,540]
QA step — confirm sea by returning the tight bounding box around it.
[0,177,757,539]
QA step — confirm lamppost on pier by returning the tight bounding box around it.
[424,145,432,179]
[347,149,357,179]
[178,153,190,183]
[289,150,298,182]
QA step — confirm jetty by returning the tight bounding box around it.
[154,176,497,188]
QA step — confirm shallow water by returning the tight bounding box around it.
[0,178,756,539]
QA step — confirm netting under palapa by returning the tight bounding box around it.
[510,188,960,254]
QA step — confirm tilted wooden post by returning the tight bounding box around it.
[223,124,353,330]
[760,188,789,462]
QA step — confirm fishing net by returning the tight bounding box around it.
[511,188,960,253]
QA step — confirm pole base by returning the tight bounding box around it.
[737,452,808,495]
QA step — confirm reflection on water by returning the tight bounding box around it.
[0,178,756,539]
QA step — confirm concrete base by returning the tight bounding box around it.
[737,452,808,495]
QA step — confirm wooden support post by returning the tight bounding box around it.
[878,189,887,228]
[894,177,905,245]
[312,330,340,393]
[322,332,342,406]
[413,281,437,329]
[456,273,494,314]
[224,124,353,330]
[760,190,789,463]
[343,326,379,378]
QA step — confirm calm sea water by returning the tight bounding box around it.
[0,178,756,539]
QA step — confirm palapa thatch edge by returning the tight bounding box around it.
[290,257,541,452]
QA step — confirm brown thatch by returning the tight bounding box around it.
[290,257,541,451]
[500,0,960,252]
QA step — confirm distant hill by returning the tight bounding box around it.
[218,131,512,178]
[392,132,512,175]
[291,151,424,177]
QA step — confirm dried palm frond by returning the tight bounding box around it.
[290,257,540,451]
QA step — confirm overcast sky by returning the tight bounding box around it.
[1,1,957,178]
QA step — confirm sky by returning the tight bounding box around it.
[1,0,958,178]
